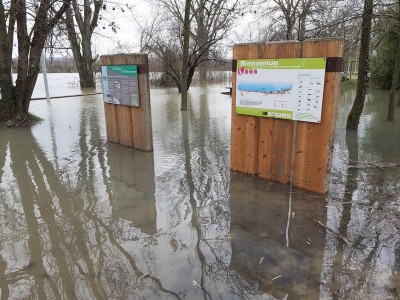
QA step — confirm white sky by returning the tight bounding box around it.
[93,0,154,55]
[9,0,260,59]
[92,0,259,57]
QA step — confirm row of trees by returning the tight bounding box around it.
[1,0,400,127]
[0,0,119,124]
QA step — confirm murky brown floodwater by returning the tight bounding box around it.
[0,82,399,299]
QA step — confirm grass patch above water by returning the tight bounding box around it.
[0,113,43,128]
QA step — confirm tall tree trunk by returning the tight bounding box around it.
[387,37,400,121]
[0,0,16,120]
[197,11,208,82]
[64,0,102,89]
[15,0,31,115]
[65,8,95,88]
[79,34,96,88]
[346,0,373,130]
[199,62,208,82]
[181,0,191,110]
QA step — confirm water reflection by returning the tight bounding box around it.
[230,173,327,299]
[0,84,399,299]
[323,88,400,300]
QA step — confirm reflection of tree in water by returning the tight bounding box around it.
[0,93,267,299]
[161,90,266,299]
[0,99,179,299]
[321,105,400,300]
[3,88,397,299]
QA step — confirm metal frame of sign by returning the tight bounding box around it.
[236,58,326,123]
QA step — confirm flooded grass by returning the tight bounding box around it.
[0,81,399,299]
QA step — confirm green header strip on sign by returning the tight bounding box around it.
[236,107,293,120]
[108,65,138,75]
[237,58,326,70]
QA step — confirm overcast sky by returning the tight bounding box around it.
[93,0,153,55]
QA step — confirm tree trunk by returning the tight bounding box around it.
[387,38,400,121]
[197,10,208,82]
[199,64,207,82]
[0,0,16,118]
[346,0,373,130]
[180,0,191,110]
[65,8,95,88]
[64,0,102,89]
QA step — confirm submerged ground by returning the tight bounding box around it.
[0,76,399,299]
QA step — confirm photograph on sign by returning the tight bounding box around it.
[101,65,140,107]
[236,58,326,123]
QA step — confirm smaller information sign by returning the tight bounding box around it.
[101,65,140,107]
[236,58,326,123]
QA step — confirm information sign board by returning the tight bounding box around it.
[236,58,326,123]
[101,65,140,107]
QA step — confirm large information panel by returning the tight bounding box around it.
[236,58,326,123]
[101,65,140,107]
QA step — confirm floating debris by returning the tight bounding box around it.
[192,280,201,288]
[270,274,282,281]
[139,272,150,279]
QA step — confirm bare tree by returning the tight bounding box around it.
[261,0,328,40]
[382,0,400,118]
[140,0,250,93]
[0,0,71,125]
[387,37,400,120]
[64,0,103,88]
[181,0,191,110]
[346,0,374,130]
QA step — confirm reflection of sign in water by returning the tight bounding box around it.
[101,65,139,107]
[236,58,326,123]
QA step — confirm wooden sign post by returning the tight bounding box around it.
[100,53,153,151]
[231,39,343,194]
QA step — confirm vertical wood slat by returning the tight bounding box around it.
[110,55,135,148]
[101,55,120,143]
[294,39,343,193]
[100,53,153,151]
[258,42,301,183]
[116,105,134,147]
[103,104,119,143]
[231,44,262,175]
[127,54,153,151]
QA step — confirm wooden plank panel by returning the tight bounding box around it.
[231,44,261,174]
[294,39,343,193]
[244,116,260,174]
[230,67,243,171]
[258,42,301,183]
[270,119,295,183]
[116,105,134,147]
[100,55,120,143]
[103,103,119,143]
[258,117,274,179]
[127,54,153,151]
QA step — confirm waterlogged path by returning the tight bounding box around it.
[0,82,399,299]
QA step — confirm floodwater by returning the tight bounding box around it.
[0,76,399,299]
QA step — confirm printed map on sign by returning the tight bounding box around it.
[101,65,139,107]
[236,58,326,123]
